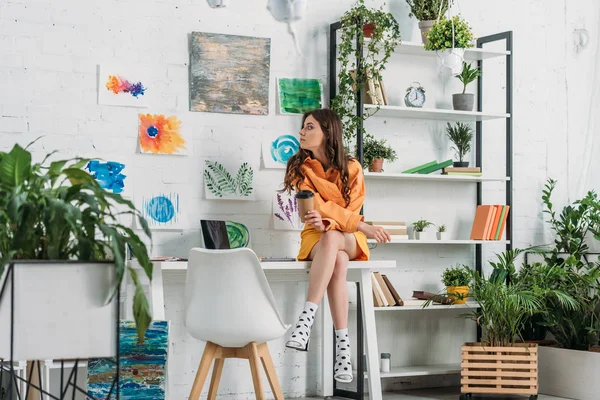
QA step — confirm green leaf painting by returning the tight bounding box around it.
[278,78,323,115]
[204,160,254,200]
[225,221,250,248]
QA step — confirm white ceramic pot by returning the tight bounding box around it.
[539,346,600,400]
[0,261,117,360]
[414,232,422,240]
[437,48,465,75]
[436,232,446,240]
[207,0,228,7]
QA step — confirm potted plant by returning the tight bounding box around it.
[453,61,480,111]
[441,264,470,304]
[405,0,448,45]
[332,0,401,147]
[446,122,473,167]
[424,15,474,75]
[363,135,397,172]
[412,219,432,240]
[436,224,447,240]
[0,143,153,362]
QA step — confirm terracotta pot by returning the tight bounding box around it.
[369,158,384,172]
[418,20,435,45]
[363,24,375,38]
[447,285,469,304]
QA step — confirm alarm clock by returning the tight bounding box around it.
[404,82,426,108]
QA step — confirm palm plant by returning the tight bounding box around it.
[456,61,481,94]
[446,122,473,164]
[0,142,153,342]
[412,219,433,232]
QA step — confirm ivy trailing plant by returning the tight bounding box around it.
[204,160,254,198]
[424,15,474,51]
[331,0,401,148]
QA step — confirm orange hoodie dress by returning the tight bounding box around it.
[296,157,370,261]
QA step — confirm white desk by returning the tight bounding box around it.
[127,259,396,400]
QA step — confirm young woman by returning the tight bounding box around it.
[281,108,391,383]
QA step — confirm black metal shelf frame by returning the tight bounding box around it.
[328,21,514,400]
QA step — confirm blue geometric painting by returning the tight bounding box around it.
[135,188,183,230]
[262,134,300,169]
[86,160,126,193]
[87,320,169,400]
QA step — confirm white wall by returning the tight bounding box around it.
[1,0,598,398]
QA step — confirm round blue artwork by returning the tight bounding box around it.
[270,135,300,165]
[147,196,175,223]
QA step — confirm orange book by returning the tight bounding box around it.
[488,205,503,240]
[470,205,495,240]
[496,205,510,240]
[485,206,497,240]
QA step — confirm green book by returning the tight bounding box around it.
[446,172,483,176]
[494,205,507,240]
[417,159,453,174]
[402,160,437,174]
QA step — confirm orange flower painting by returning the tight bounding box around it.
[138,114,187,155]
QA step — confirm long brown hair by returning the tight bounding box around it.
[282,108,353,206]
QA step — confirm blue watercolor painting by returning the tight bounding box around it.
[87,321,169,400]
[86,160,126,194]
[262,134,300,169]
[137,189,183,230]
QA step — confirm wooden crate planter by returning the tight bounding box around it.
[460,343,538,400]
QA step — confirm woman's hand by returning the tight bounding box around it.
[305,210,327,232]
[358,222,392,244]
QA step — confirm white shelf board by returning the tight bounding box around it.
[367,239,510,245]
[363,39,510,60]
[375,300,479,311]
[364,104,509,121]
[364,171,509,182]
[360,363,462,379]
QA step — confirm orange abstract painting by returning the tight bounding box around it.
[138,114,187,155]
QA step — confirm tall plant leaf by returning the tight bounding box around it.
[0,144,31,189]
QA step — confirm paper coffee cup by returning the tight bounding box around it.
[296,190,315,223]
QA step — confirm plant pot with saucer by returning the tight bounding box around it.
[446,122,473,168]
[405,0,448,45]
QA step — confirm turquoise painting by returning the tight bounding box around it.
[87,321,169,399]
[277,78,323,114]
[226,221,250,248]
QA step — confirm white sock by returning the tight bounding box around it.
[335,328,352,381]
[286,301,319,349]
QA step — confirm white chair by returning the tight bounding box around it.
[184,247,289,400]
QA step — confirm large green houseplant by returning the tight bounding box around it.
[0,142,153,343]
[332,0,401,147]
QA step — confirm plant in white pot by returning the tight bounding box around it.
[446,122,473,167]
[453,61,481,111]
[405,0,448,45]
[436,224,447,240]
[412,219,432,240]
[0,143,153,362]
[424,15,474,75]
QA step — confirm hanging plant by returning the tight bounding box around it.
[424,15,474,51]
[331,0,401,147]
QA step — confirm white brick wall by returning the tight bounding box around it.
[1,0,598,398]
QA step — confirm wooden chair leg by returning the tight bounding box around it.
[258,343,284,400]
[247,342,265,400]
[189,341,218,400]
[207,358,224,400]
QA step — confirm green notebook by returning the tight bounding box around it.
[418,159,453,174]
[402,160,437,174]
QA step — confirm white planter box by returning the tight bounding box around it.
[0,261,117,360]
[539,346,600,400]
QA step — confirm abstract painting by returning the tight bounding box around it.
[262,133,300,169]
[204,160,255,200]
[138,114,187,155]
[87,320,169,400]
[98,64,150,107]
[136,188,183,230]
[86,160,126,194]
[226,221,250,248]
[190,32,271,115]
[277,78,323,114]
[273,192,303,230]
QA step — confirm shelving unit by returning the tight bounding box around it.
[329,19,513,400]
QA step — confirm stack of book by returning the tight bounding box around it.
[402,159,453,175]
[366,221,407,240]
[442,166,482,177]
[371,272,403,307]
[469,204,510,240]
